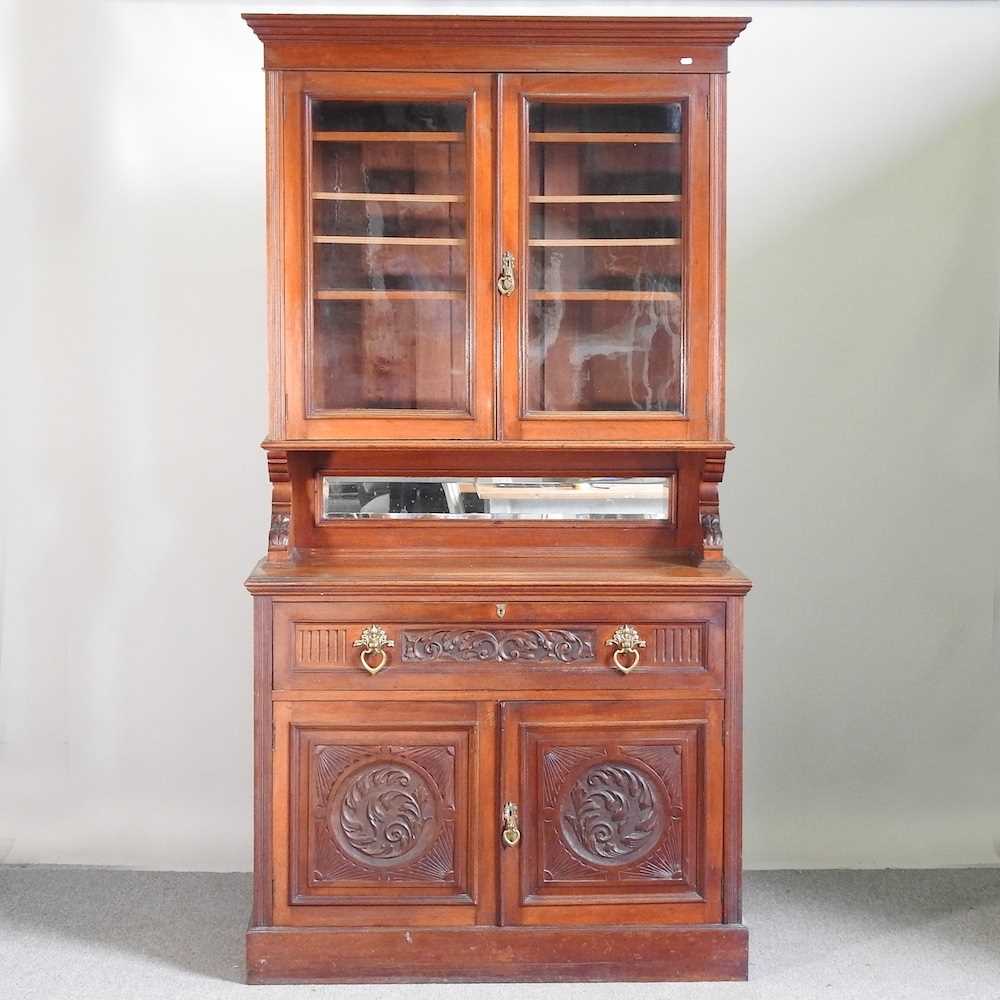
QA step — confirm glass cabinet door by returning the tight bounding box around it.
[282,73,494,440]
[499,75,711,441]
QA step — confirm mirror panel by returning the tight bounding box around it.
[320,476,673,521]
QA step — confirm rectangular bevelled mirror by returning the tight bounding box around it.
[320,476,673,521]
[525,100,685,414]
[309,99,471,413]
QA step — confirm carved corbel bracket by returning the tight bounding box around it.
[266,449,291,560]
[698,452,726,562]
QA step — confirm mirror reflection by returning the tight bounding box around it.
[321,476,672,521]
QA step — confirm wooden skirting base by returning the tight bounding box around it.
[246,923,749,984]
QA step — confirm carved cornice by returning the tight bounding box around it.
[242,15,751,48]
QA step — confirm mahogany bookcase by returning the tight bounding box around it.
[243,14,751,983]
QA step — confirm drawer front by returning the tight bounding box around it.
[273,600,726,693]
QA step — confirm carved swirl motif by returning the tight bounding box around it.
[268,511,290,548]
[559,762,664,866]
[700,511,723,548]
[403,629,595,663]
[331,762,437,865]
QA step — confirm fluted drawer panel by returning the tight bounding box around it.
[294,625,348,667]
[653,624,706,668]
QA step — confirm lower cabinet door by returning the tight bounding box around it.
[499,700,723,926]
[272,700,497,926]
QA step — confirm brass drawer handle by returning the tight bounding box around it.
[353,625,394,676]
[501,802,520,847]
[497,250,516,296]
[607,624,647,674]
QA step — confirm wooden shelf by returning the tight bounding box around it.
[247,552,751,597]
[262,437,735,453]
[315,290,463,301]
[313,236,464,246]
[313,130,463,142]
[529,195,682,204]
[529,290,679,302]
[528,238,681,247]
[529,132,681,144]
[313,192,464,203]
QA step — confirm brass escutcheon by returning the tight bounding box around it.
[497,250,516,296]
[501,801,520,847]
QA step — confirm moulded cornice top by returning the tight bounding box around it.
[241,13,751,48]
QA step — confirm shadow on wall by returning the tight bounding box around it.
[727,89,1000,869]
[2,1,263,870]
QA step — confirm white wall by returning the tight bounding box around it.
[1,0,997,871]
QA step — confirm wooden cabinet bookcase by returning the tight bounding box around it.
[243,13,751,984]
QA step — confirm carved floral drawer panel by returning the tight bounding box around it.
[272,600,727,692]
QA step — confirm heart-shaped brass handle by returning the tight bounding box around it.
[606,624,647,675]
[353,625,394,676]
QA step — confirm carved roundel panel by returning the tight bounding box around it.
[328,759,441,867]
[558,760,666,867]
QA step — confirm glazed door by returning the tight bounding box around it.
[281,72,495,440]
[272,700,497,926]
[499,700,723,925]
[498,74,712,441]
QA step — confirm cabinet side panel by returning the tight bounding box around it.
[723,595,743,922]
[253,596,275,926]
[708,73,726,439]
[266,71,287,440]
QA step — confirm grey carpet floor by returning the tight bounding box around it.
[1,868,999,1000]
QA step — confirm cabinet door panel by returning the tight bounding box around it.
[281,71,495,440]
[499,74,712,441]
[273,700,496,926]
[500,700,722,925]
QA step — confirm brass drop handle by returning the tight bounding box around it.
[501,802,520,847]
[497,250,516,296]
[606,624,647,675]
[353,624,394,676]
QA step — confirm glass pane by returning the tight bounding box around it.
[321,476,673,521]
[524,100,684,413]
[310,100,470,412]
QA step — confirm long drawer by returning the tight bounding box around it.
[271,599,728,693]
